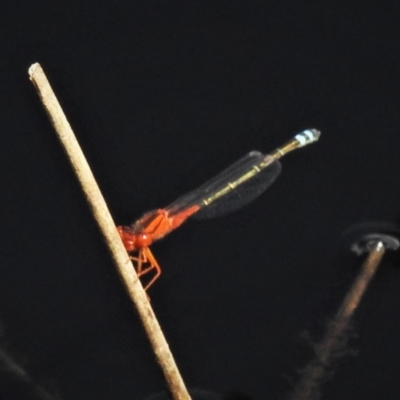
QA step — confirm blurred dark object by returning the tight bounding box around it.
[0,345,59,400]
[223,391,254,400]
[143,388,254,400]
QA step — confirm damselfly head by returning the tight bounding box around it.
[117,226,138,252]
[117,226,154,252]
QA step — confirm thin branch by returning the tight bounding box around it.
[28,63,191,400]
[289,242,385,400]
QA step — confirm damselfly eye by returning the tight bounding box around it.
[136,233,152,248]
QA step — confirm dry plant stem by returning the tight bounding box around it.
[28,63,191,400]
[289,241,385,400]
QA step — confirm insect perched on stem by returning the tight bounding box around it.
[117,129,320,291]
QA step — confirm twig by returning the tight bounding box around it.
[28,63,191,400]
[289,242,385,400]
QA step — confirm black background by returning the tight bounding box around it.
[1,2,400,400]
